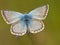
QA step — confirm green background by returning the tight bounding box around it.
[0,0,60,45]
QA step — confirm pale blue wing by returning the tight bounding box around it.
[29,4,49,20]
[28,20,44,33]
[1,10,23,24]
[10,21,27,36]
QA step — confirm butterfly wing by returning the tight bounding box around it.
[1,10,23,24]
[10,21,27,36]
[29,4,49,20]
[28,20,44,33]
[1,10,27,36]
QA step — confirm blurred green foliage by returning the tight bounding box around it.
[0,0,60,45]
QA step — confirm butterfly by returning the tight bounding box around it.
[1,4,49,36]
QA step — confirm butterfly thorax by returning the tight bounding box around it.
[20,14,32,27]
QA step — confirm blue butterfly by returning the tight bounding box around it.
[1,4,49,36]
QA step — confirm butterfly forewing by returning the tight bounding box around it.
[29,4,49,20]
[1,10,23,24]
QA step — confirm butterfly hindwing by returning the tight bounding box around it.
[28,20,44,33]
[10,21,27,36]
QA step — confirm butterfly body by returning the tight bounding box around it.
[20,14,32,27]
[1,4,49,36]
[20,14,33,34]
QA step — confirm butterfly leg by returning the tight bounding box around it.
[15,35,19,38]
